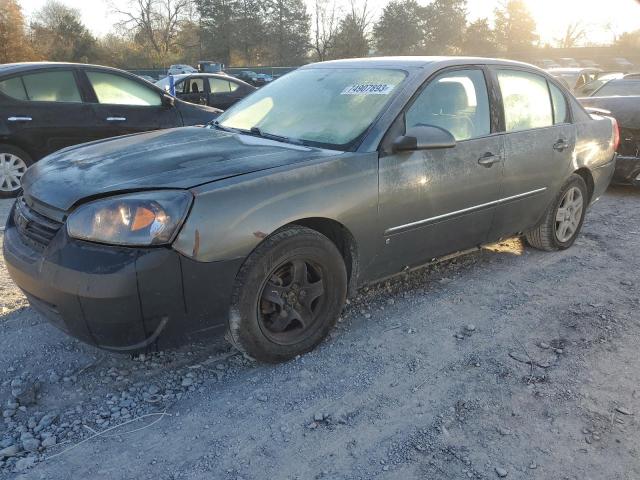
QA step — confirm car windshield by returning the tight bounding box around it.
[216,67,407,149]
[595,80,640,97]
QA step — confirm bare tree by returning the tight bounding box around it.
[113,0,192,59]
[557,22,587,48]
[312,0,339,61]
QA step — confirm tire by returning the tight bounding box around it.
[227,226,347,363]
[525,174,588,251]
[0,144,32,199]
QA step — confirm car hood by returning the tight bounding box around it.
[23,127,340,212]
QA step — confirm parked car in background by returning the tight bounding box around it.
[559,57,581,68]
[198,61,226,74]
[538,59,561,69]
[547,67,602,93]
[234,70,273,86]
[156,73,255,110]
[574,72,624,97]
[3,57,617,362]
[167,64,198,76]
[611,57,635,73]
[579,78,640,186]
[0,62,220,197]
[579,59,600,68]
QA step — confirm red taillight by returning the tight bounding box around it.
[612,117,620,152]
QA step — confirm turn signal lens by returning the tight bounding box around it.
[132,207,156,231]
[612,117,620,152]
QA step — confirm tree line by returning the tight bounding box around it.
[1,0,639,68]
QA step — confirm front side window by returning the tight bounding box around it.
[549,82,569,124]
[87,71,161,106]
[406,69,491,141]
[497,70,553,132]
[218,68,407,148]
[182,78,204,94]
[21,71,82,103]
[0,77,28,101]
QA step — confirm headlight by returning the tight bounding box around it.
[67,191,192,246]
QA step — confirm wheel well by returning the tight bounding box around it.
[289,218,359,296]
[575,168,595,202]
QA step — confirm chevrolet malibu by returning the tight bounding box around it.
[4,57,617,362]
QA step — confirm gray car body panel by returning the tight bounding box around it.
[23,57,617,289]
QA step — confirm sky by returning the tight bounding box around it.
[16,0,640,46]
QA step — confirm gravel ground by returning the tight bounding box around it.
[0,187,639,479]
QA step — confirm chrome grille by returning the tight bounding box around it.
[13,197,63,250]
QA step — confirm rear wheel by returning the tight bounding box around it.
[227,226,347,363]
[525,174,588,251]
[0,145,32,199]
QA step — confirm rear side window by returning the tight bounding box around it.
[209,78,239,93]
[406,69,491,141]
[0,77,28,100]
[21,71,82,103]
[87,71,161,106]
[497,70,552,131]
[549,82,569,124]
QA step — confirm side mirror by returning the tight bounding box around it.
[392,125,456,153]
[162,94,176,107]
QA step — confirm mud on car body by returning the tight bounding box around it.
[4,57,618,362]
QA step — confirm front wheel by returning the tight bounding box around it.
[0,145,32,199]
[525,174,588,251]
[227,226,347,363]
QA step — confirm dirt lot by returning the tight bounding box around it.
[0,187,639,480]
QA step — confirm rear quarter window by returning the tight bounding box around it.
[549,82,569,124]
[0,77,28,100]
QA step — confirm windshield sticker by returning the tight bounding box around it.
[341,83,395,95]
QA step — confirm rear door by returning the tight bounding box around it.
[0,69,96,159]
[488,68,576,239]
[207,78,245,110]
[82,69,180,138]
[376,67,505,275]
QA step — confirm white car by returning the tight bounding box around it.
[167,64,198,76]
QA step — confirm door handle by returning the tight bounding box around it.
[7,116,32,122]
[478,153,502,167]
[553,139,568,152]
[106,117,127,122]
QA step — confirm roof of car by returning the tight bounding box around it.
[304,56,539,70]
[547,67,602,74]
[0,62,135,76]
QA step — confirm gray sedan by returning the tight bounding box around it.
[4,57,617,362]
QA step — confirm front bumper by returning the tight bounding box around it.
[3,203,243,352]
[611,155,640,186]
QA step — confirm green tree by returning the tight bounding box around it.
[234,0,267,65]
[198,0,236,65]
[494,0,538,54]
[460,17,497,56]
[264,0,310,66]
[31,1,97,62]
[373,0,426,55]
[423,0,468,54]
[332,1,370,59]
[0,0,34,63]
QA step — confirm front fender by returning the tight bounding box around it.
[173,153,380,272]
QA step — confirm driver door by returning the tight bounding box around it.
[376,67,505,275]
